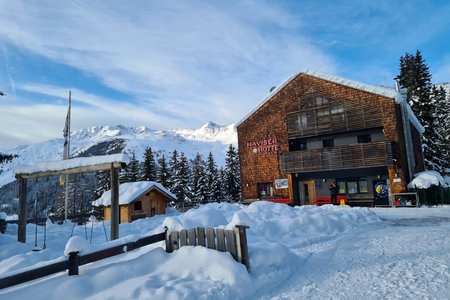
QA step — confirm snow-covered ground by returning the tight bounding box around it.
[1,202,450,299]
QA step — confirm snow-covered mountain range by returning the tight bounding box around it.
[0,122,237,188]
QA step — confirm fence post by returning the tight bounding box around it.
[165,226,172,253]
[235,225,250,271]
[68,252,80,276]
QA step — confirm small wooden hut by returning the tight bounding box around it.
[93,181,176,223]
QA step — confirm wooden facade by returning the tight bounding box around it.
[237,72,425,207]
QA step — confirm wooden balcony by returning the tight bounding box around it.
[280,141,393,174]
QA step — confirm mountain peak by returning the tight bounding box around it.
[201,121,220,129]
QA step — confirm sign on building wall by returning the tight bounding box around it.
[274,178,289,189]
[247,138,279,153]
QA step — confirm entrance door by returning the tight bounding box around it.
[373,180,389,206]
[299,180,316,205]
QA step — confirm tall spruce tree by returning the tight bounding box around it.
[175,153,191,203]
[397,50,443,173]
[141,147,157,181]
[224,144,241,202]
[157,154,170,188]
[191,153,208,204]
[430,86,450,173]
[206,152,221,202]
[122,151,139,183]
[168,149,180,190]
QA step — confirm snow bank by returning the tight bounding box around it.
[407,170,447,189]
[0,202,382,299]
[64,236,90,256]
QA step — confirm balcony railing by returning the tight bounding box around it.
[280,141,393,174]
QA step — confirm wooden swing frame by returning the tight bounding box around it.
[15,158,126,243]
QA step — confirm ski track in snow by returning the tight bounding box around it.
[265,216,450,300]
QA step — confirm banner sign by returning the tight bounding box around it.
[274,178,288,189]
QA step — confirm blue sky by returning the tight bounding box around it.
[0,0,449,149]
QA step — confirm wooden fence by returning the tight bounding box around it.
[166,225,250,271]
[0,225,250,290]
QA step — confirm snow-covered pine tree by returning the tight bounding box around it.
[190,153,208,204]
[141,146,157,181]
[95,170,110,199]
[397,50,441,172]
[157,154,170,188]
[430,86,450,174]
[175,153,191,204]
[206,152,221,203]
[217,166,226,203]
[168,149,179,190]
[122,150,139,183]
[224,144,241,202]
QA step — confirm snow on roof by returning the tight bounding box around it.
[237,69,424,133]
[14,153,130,175]
[92,181,176,207]
[407,170,448,189]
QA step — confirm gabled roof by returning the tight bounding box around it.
[92,181,176,207]
[237,70,424,133]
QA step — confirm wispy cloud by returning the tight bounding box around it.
[0,0,448,148]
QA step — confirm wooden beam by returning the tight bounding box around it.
[16,162,124,179]
[18,177,27,243]
[110,166,120,240]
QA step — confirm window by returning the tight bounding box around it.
[289,138,307,151]
[258,182,274,198]
[358,134,372,143]
[323,139,334,148]
[358,178,368,193]
[133,201,142,211]
[336,177,368,194]
[347,179,358,194]
[337,181,346,194]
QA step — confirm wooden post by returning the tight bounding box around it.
[165,227,172,253]
[235,225,250,271]
[110,165,120,240]
[68,251,79,275]
[18,177,27,243]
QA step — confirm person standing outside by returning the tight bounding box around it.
[329,181,338,205]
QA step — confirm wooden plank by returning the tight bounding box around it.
[179,229,188,247]
[236,225,250,271]
[0,260,68,289]
[16,162,124,179]
[170,231,179,251]
[197,227,206,247]
[110,166,120,241]
[206,228,216,249]
[18,177,27,243]
[187,228,197,246]
[216,229,225,252]
[225,230,237,260]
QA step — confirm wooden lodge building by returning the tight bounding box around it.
[93,181,176,223]
[237,70,425,207]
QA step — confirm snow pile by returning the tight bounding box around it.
[0,202,381,299]
[407,170,448,189]
[64,236,90,256]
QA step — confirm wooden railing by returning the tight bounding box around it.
[166,225,250,271]
[280,141,393,173]
[0,225,250,290]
